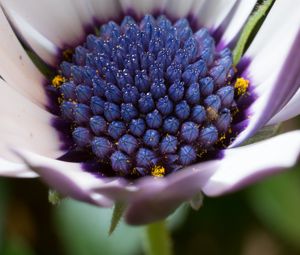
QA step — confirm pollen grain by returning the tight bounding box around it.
[62,49,74,61]
[52,75,65,88]
[151,165,165,178]
[234,77,249,95]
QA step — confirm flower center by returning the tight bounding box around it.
[50,15,249,178]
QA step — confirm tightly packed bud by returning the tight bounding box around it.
[51,15,246,178]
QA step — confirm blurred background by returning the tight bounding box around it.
[1,117,300,255]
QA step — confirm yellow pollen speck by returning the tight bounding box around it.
[52,75,65,88]
[58,97,64,104]
[218,134,226,142]
[234,77,249,95]
[63,49,73,61]
[206,106,219,121]
[197,150,207,158]
[218,133,227,148]
[131,167,138,175]
[151,165,165,178]
[232,107,239,117]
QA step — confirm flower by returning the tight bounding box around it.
[0,0,300,225]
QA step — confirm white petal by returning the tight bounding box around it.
[192,0,237,30]
[124,159,219,224]
[4,9,58,65]
[0,7,47,107]
[1,0,122,64]
[0,158,37,178]
[244,0,300,69]
[231,0,300,146]
[72,0,95,25]
[14,149,115,207]
[0,80,63,162]
[203,131,300,196]
[119,0,168,17]
[219,0,257,47]
[242,0,300,88]
[88,0,122,20]
[1,0,89,48]
[268,87,300,125]
[164,0,195,18]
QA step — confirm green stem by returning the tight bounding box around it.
[143,221,173,255]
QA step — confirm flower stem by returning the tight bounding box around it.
[143,221,173,255]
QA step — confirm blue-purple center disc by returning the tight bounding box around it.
[50,15,248,178]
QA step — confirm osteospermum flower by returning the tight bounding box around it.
[0,0,300,225]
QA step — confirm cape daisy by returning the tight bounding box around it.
[0,0,300,225]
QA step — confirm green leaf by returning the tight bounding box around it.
[241,124,280,146]
[27,51,54,78]
[233,0,274,65]
[54,200,142,255]
[109,201,126,235]
[247,168,300,250]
